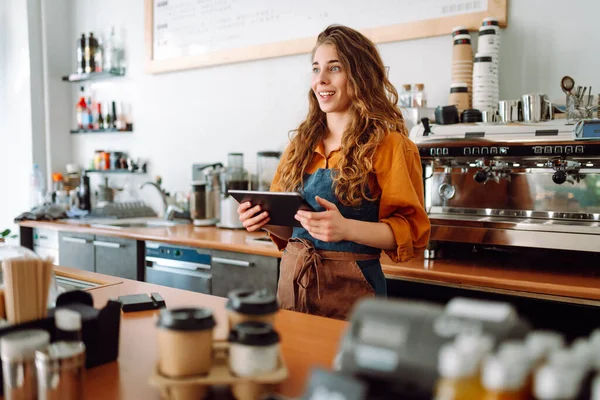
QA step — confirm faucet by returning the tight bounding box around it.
[139,181,182,220]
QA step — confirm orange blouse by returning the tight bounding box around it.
[270,132,431,263]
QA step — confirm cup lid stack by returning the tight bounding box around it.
[451,26,473,109]
[473,17,501,113]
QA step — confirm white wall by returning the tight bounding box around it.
[56,0,600,198]
[0,0,37,231]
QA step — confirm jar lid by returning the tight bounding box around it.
[226,289,279,316]
[55,308,82,332]
[156,308,216,331]
[35,341,86,363]
[452,26,469,35]
[228,321,280,347]
[0,329,50,360]
[482,17,499,26]
[413,83,425,90]
[257,151,282,158]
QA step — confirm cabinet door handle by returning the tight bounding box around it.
[62,237,89,244]
[212,257,253,267]
[93,240,123,249]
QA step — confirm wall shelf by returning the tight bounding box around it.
[62,69,125,82]
[85,169,146,175]
[70,124,133,134]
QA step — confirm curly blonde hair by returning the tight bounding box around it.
[277,25,407,207]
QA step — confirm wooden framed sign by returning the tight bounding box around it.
[145,0,507,74]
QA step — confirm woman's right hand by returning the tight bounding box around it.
[237,202,270,232]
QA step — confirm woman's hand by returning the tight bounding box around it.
[294,196,349,242]
[237,202,270,232]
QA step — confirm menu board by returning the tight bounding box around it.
[144,0,507,73]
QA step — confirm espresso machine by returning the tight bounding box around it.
[411,120,600,256]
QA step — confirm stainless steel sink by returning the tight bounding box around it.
[90,218,189,229]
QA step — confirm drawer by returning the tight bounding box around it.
[211,250,279,297]
[145,264,211,294]
[33,228,59,249]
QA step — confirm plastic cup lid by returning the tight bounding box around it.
[156,308,216,331]
[226,288,278,316]
[228,321,280,347]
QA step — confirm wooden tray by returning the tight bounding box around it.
[149,340,288,398]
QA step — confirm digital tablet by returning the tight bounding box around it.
[228,190,316,227]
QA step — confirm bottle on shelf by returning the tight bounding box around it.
[97,103,104,130]
[86,97,94,130]
[76,34,86,74]
[111,101,117,129]
[103,102,112,129]
[412,83,427,108]
[103,26,116,73]
[76,87,88,130]
[94,34,103,73]
[399,83,412,107]
[85,32,97,73]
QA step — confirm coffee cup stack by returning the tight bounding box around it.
[473,17,501,113]
[451,26,473,109]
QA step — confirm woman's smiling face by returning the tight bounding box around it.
[311,44,350,115]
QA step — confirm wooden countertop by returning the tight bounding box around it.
[23,221,600,304]
[58,269,346,400]
[19,220,280,258]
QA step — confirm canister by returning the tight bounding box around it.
[1,329,50,399]
[35,341,86,400]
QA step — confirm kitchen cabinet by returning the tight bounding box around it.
[211,249,279,297]
[94,235,140,280]
[58,231,140,279]
[58,232,95,272]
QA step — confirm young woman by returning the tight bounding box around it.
[238,25,430,320]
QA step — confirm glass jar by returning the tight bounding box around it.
[256,151,281,191]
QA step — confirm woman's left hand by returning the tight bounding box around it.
[295,196,349,242]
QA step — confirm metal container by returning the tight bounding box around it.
[498,100,522,122]
[1,330,50,399]
[35,341,85,400]
[522,93,553,122]
[190,163,223,226]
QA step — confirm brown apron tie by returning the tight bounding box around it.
[282,238,379,316]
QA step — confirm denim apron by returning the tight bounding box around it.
[277,168,387,320]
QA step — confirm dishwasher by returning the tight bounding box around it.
[145,241,212,294]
